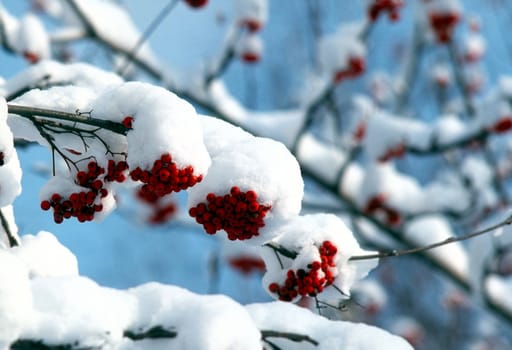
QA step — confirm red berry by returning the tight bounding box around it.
[40,200,51,211]
[51,193,62,203]
[491,118,512,134]
[185,0,208,9]
[241,52,260,63]
[122,116,134,129]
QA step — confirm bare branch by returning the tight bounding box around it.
[0,208,18,247]
[7,104,129,135]
[350,213,512,261]
[260,330,319,346]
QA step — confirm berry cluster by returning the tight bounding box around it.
[268,241,338,301]
[333,56,366,84]
[364,194,402,226]
[228,256,266,275]
[189,186,271,240]
[378,143,405,162]
[148,202,177,225]
[41,161,106,223]
[135,185,178,225]
[490,117,512,134]
[368,0,403,22]
[41,160,128,223]
[130,153,203,200]
[428,11,460,43]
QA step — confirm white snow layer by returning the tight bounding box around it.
[0,231,410,349]
[246,301,413,350]
[0,98,22,207]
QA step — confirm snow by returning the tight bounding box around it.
[318,22,366,76]
[0,97,21,207]
[403,215,468,281]
[233,0,268,26]
[70,0,161,70]
[296,133,348,184]
[0,250,32,349]
[364,111,431,161]
[483,275,512,314]
[11,231,78,278]
[246,301,414,350]
[5,60,123,97]
[128,283,261,350]
[15,14,50,61]
[91,82,211,174]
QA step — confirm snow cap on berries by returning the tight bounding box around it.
[91,82,211,175]
[16,13,50,63]
[236,32,263,63]
[261,214,377,302]
[318,22,366,77]
[199,116,253,158]
[188,136,303,244]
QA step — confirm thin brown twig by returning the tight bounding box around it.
[350,213,512,261]
[0,208,18,247]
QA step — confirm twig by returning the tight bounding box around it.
[447,41,475,117]
[117,0,179,77]
[123,326,177,340]
[260,330,319,346]
[350,213,512,261]
[0,208,18,247]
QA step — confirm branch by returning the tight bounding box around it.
[0,208,18,247]
[260,330,319,346]
[116,0,179,77]
[10,326,177,349]
[7,104,129,135]
[67,0,164,80]
[350,213,512,261]
[123,326,177,340]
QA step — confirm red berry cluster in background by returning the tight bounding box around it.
[130,153,203,200]
[41,160,128,223]
[228,256,266,275]
[333,56,366,84]
[148,202,177,225]
[189,186,271,240]
[489,117,512,134]
[240,19,263,33]
[184,0,208,9]
[240,51,260,64]
[135,184,177,225]
[378,143,405,162]
[23,51,40,64]
[368,0,403,22]
[428,11,460,43]
[353,122,367,142]
[364,194,402,226]
[268,241,338,301]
